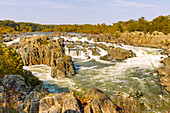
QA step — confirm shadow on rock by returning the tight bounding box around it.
[64,109,81,113]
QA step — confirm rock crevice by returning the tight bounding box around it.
[19,36,75,78]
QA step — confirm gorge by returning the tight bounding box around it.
[0,31,170,112]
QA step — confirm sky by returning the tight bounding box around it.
[0,0,169,25]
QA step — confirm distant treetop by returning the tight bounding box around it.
[0,15,169,34]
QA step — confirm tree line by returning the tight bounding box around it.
[0,15,169,34]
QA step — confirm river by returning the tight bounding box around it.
[5,32,169,110]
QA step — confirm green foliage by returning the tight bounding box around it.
[0,43,24,78]
[22,70,42,89]
[0,43,42,88]
[0,15,169,34]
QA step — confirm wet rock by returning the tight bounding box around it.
[82,44,89,48]
[100,55,112,61]
[67,44,75,48]
[75,41,83,46]
[3,37,12,42]
[87,56,91,59]
[82,48,87,53]
[95,43,109,50]
[101,47,136,60]
[84,41,89,44]
[88,48,101,56]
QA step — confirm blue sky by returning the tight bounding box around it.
[0,0,169,25]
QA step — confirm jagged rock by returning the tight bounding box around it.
[84,88,117,113]
[88,48,101,56]
[88,32,170,52]
[22,91,42,113]
[0,74,48,113]
[100,47,136,60]
[3,75,31,97]
[12,42,20,49]
[100,55,112,61]
[75,41,82,46]
[3,37,12,42]
[1,75,31,111]
[62,93,81,113]
[39,92,81,113]
[67,44,75,48]
[82,44,89,48]
[18,36,75,78]
[95,43,109,50]
[21,84,49,113]
[82,48,87,53]
[157,57,170,92]
[84,41,89,44]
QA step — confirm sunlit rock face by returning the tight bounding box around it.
[158,57,170,92]
[19,36,75,78]
[100,47,136,61]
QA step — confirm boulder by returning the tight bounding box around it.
[100,47,136,60]
[100,55,112,61]
[84,88,117,113]
[39,92,81,113]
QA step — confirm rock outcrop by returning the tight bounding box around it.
[88,32,170,51]
[0,75,118,113]
[100,47,136,60]
[39,88,117,113]
[0,74,49,113]
[18,36,75,78]
[84,88,117,113]
[39,92,81,113]
[157,57,170,92]
[96,43,109,50]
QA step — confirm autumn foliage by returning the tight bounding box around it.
[0,43,24,78]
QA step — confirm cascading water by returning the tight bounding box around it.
[6,33,169,111]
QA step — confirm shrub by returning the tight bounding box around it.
[0,43,42,88]
[0,43,24,78]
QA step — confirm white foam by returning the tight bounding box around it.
[4,38,20,45]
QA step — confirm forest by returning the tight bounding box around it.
[0,15,169,34]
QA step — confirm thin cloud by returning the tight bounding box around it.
[0,0,75,9]
[108,0,157,8]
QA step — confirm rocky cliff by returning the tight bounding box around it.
[88,31,170,51]
[39,88,117,113]
[0,74,49,113]
[157,57,170,92]
[18,36,75,78]
[0,75,118,113]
